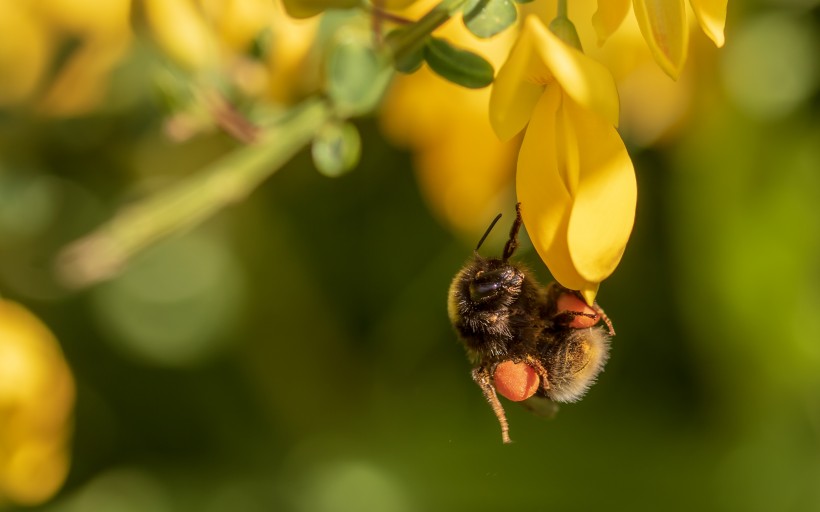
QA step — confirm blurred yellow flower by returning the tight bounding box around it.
[552,0,692,147]
[382,66,519,235]
[593,0,727,79]
[143,0,319,104]
[144,0,214,71]
[280,0,357,19]
[490,15,636,304]
[0,0,132,115]
[0,2,52,107]
[0,300,75,506]
[281,0,419,19]
[381,1,520,235]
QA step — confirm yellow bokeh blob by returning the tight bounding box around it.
[0,300,75,506]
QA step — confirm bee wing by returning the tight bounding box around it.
[521,395,560,419]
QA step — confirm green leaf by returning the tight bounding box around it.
[463,0,517,39]
[326,29,393,116]
[152,68,195,115]
[386,29,425,74]
[512,0,534,4]
[423,37,494,89]
[312,121,361,177]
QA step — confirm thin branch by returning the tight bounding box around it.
[56,98,331,288]
[368,5,416,26]
[207,92,260,144]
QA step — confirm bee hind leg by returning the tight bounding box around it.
[522,355,551,394]
[471,367,512,444]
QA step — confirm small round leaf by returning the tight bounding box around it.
[463,0,517,39]
[312,121,361,177]
[326,31,393,116]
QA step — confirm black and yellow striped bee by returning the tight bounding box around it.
[447,203,614,443]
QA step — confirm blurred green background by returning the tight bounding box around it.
[2,0,820,511]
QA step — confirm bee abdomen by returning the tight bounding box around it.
[543,327,611,403]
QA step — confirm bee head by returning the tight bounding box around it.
[468,260,524,306]
[447,207,529,344]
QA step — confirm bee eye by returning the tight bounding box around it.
[469,280,501,301]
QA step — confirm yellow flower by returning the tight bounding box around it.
[0,2,51,107]
[0,300,75,506]
[490,15,637,305]
[0,0,132,115]
[593,0,728,79]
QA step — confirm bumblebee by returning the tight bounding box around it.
[447,203,614,443]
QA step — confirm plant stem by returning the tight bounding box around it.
[556,0,567,18]
[389,0,468,63]
[367,5,415,25]
[57,97,332,288]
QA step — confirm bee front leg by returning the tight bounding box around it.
[593,303,616,336]
[471,366,512,444]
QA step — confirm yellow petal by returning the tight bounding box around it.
[38,35,131,116]
[516,88,569,271]
[280,0,360,19]
[381,0,423,9]
[211,0,275,53]
[633,0,689,80]
[563,96,637,283]
[555,90,579,197]
[143,0,213,70]
[526,17,620,127]
[384,23,518,234]
[2,441,70,506]
[489,20,545,141]
[516,89,596,293]
[265,1,320,104]
[0,2,50,107]
[592,0,631,46]
[34,0,131,37]
[579,283,600,306]
[689,0,727,47]
[0,300,75,506]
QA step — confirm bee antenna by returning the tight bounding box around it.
[475,213,503,252]
[502,202,524,261]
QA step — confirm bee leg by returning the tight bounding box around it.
[548,283,616,336]
[551,307,615,335]
[552,309,598,325]
[592,303,616,336]
[471,366,512,444]
[523,356,551,393]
